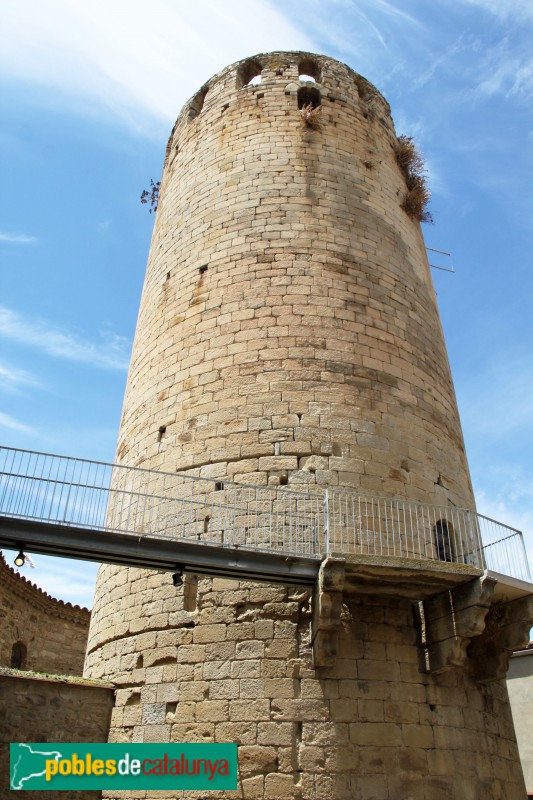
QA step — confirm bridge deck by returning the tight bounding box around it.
[0,516,319,585]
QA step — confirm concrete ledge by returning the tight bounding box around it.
[0,666,114,688]
[337,552,483,600]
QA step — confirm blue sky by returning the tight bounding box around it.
[1,0,532,607]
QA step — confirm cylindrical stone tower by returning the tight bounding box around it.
[85,53,526,799]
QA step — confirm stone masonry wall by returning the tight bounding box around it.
[0,553,90,675]
[0,670,114,800]
[84,577,525,799]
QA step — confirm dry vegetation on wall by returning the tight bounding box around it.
[395,135,433,223]
[300,102,322,129]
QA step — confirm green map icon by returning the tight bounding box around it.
[10,743,63,790]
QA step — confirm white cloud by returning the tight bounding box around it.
[369,0,420,26]
[276,0,422,76]
[458,0,533,20]
[0,411,35,434]
[0,0,315,135]
[475,484,533,583]
[410,34,468,91]
[0,306,130,370]
[0,362,41,393]
[476,49,533,101]
[0,230,36,244]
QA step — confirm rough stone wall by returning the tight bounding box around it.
[0,670,114,800]
[84,53,526,798]
[507,648,533,794]
[85,578,525,800]
[0,553,90,675]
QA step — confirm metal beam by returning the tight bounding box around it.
[0,517,319,586]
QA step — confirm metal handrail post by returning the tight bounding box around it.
[467,510,484,570]
[518,531,532,581]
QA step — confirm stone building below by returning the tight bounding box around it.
[0,551,90,675]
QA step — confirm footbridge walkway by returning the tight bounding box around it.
[0,446,530,587]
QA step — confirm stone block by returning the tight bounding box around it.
[230,699,271,722]
[298,744,326,772]
[241,775,265,799]
[179,681,209,701]
[122,706,143,726]
[235,640,265,659]
[215,721,257,746]
[384,700,419,724]
[271,698,330,722]
[239,745,278,776]
[231,659,261,678]
[195,700,229,722]
[142,703,166,725]
[192,623,227,644]
[177,645,206,663]
[170,722,215,743]
[142,724,170,742]
[264,639,298,659]
[239,679,265,699]
[203,660,231,680]
[258,721,295,746]
[402,723,434,749]
[358,698,385,722]
[358,659,400,682]
[209,679,240,699]
[352,774,389,800]
[264,678,297,698]
[350,722,402,747]
[255,619,275,639]
[258,455,299,471]
[264,772,296,799]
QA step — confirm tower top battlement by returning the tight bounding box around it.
[170,51,391,136]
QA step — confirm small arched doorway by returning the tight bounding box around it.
[433,519,455,563]
[10,640,27,669]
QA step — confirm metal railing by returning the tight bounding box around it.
[476,514,531,581]
[0,446,530,582]
[0,447,321,557]
[326,490,482,564]
[325,489,530,582]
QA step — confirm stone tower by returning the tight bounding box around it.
[84,52,527,799]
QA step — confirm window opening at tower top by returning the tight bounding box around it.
[297,86,321,109]
[298,56,321,82]
[188,85,208,119]
[237,58,262,88]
